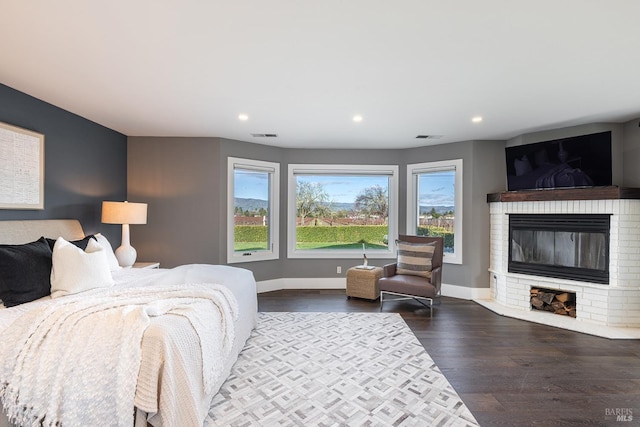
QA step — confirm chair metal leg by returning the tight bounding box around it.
[379,290,436,316]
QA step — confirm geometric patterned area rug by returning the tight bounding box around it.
[207,312,479,426]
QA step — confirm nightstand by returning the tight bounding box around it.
[132,262,160,269]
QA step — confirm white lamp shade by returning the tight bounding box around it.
[102,201,147,225]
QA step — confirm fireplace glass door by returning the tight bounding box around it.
[509,214,610,284]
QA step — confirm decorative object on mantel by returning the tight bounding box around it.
[0,121,45,210]
[101,201,148,268]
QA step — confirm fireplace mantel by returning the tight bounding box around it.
[487,186,640,203]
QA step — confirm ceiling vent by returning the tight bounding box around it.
[250,133,278,138]
[415,135,443,139]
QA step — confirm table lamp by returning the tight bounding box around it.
[101,201,147,267]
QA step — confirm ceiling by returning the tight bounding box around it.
[2,1,639,149]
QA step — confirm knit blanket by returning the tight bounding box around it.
[0,283,238,427]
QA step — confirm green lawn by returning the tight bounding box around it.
[234,241,388,251]
[234,242,268,251]
[296,242,388,250]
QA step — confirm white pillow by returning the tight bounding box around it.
[95,233,122,271]
[50,237,115,298]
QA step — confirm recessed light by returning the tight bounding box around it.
[471,116,483,123]
[416,135,443,139]
[353,115,363,123]
[250,133,278,138]
[238,114,249,121]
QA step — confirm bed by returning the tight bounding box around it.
[0,220,257,427]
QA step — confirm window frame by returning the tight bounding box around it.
[287,164,398,259]
[227,157,280,263]
[406,159,463,264]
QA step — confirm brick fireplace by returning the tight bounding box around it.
[483,187,640,338]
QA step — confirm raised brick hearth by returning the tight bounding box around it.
[482,188,640,338]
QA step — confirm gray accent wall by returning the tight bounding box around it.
[623,118,640,186]
[128,137,225,267]
[0,84,127,242]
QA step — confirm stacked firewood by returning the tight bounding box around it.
[530,288,577,318]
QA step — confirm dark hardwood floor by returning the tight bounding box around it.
[258,290,640,427]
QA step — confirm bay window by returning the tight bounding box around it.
[407,159,462,264]
[288,164,398,259]
[227,157,279,263]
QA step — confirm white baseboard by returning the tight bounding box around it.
[257,277,490,300]
[441,283,491,300]
[257,277,346,293]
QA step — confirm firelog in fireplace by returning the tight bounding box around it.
[509,214,610,284]
[530,287,577,317]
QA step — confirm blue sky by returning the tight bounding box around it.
[234,170,270,200]
[418,170,455,206]
[296,175,389,204]
[234,170,455,206]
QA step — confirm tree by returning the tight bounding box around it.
[334,209,349,219]
[296,181,331,226]
[354,185,388,220]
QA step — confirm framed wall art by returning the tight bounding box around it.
[0,121,45,209]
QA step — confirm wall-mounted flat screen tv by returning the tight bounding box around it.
[505,131,612,191]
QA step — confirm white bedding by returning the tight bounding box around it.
[0,264,258,427]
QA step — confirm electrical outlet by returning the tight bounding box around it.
[337,266,342,274]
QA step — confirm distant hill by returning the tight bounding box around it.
[235,197,452,215]
[325,202,354,211]
[235,198,354,212]
[234,198,268,211]
[419,205,454,215]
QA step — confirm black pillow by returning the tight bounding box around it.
[0,237,53,308]
[46,234,95,252]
